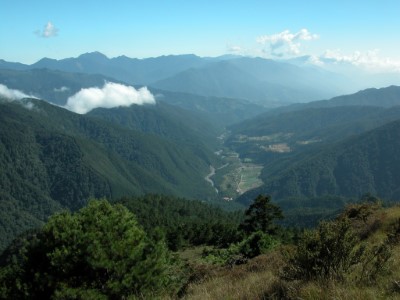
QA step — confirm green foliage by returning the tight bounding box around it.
[0,200,176,299]
[117,194,242,250]
[239,231,280,259]
[203,195,284,264]
[239,195,283,235]
[0,99,219,252]
[285,200,397,285]
[203,231,280,265]
[357,208,400,283]
[286,217,364,281]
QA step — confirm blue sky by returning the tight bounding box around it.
[1,0,400,70]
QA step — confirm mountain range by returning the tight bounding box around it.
[0,68,265,126]
[0,52,364,106]
[228,86,400,163]
[2,52,400,252]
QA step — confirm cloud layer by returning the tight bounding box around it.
[0,84,30,100]
[35,21,58,38]
[321,49,400,72]
[257,29,318,57]
[64,82,155,114]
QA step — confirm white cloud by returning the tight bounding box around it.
[35,21,58,38]
[0,84,30,100]
[257,29,318,57]
[307,55,324,66]
[54,86,70,92]
[64,82,155,114]
[0,84,37,110]
[321,49,400,73]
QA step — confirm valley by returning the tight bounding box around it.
[205,143,264,200]
[2,2,400,298]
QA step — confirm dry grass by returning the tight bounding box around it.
[178,204,400,300]
[182,251,285,300]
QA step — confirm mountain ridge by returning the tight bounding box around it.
[0,52,353,105]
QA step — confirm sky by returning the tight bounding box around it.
[1,0,400,71]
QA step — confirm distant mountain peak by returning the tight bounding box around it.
[36,57,58,63]
[78,51,109,61]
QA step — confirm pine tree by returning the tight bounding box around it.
[239,194,283,235]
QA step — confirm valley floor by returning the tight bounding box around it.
[205,147,264,201]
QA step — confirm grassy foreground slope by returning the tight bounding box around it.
[183,202,400,299]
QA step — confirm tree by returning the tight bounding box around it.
[239,194,283,235]
[0,199,174,299]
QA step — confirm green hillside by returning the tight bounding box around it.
[227,105,400,165]
[238,119,400,206]
[0,98,218,251]
[88,101,220,149]
[155,89,266,127]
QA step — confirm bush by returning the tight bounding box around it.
[203,231,279,266]
[239,231,280,259]
[286,218,364,281]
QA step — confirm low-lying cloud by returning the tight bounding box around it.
[257,29,319,57]
[0,84,37,110]
[64,82,155,114]
[54,86,70,92]
[321,49,400,73]
[0,84,30,100]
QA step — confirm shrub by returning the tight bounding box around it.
[203,231,280,266]
[285,218,364,281]
[239,231,280,259]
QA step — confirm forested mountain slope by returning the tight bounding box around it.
[88,101,220,148]
[238,119,400,205]
[261,85,400,116]
[0,98,218,251]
